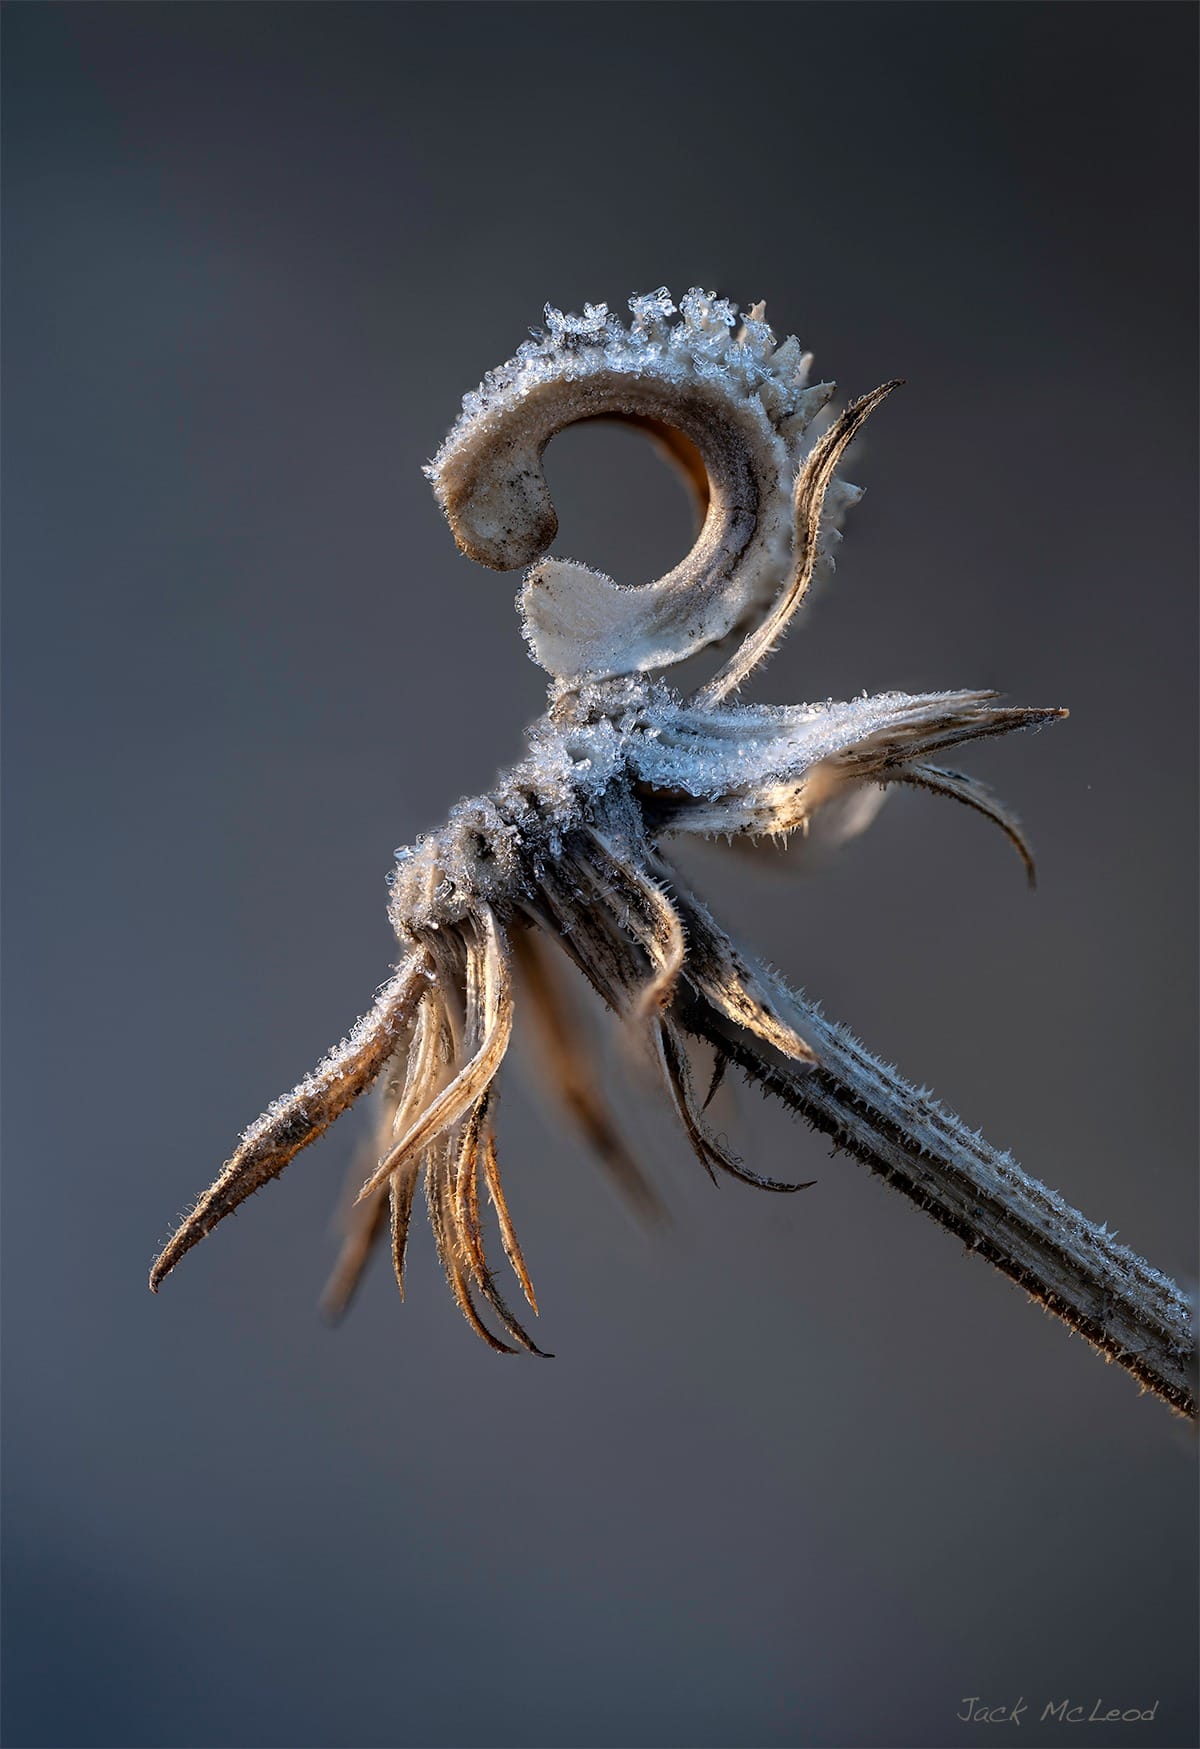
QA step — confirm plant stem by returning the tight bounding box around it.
[682,984,1197,1419]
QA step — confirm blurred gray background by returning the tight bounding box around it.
[3,4,1196,1747]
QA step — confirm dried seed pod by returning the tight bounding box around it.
[148,290,1194,1418]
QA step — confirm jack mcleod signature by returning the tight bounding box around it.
[958,1698,1160,1726]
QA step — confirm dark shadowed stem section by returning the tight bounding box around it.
[679,986,1197,1418]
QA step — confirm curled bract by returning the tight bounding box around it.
[426,288,881,687]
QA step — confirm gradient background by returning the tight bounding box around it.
[3,5,1196,1747]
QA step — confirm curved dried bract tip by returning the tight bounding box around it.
[656,1016,816,1194]
[320,1095,397,1322]
[702,1050,731,1112]
[481,1127,540,1315]
[695,379,902,705]
[887,761,1040,887]
[150,955,431,1293]
[384,991,449,1300]
[634,690,1067,843]
[452,1098,551,1356]
[425,1134,519,1356]
[426,289,846,683]
[658,873,819,1070]
[529,844,814,1188]
[388,1157,422,1302]
[355,907,514,1204]
[319,1184,389,1323]
[512,925,665,1221]
[321,1018,439,1319]
[575,829,687,1023]
[836,696,1070,770]
[322,990,446,1314]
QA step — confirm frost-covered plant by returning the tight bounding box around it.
[151,289,1195,1415]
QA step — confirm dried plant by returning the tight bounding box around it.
[151,289,1195,1415]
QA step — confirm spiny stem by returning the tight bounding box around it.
[681,988,1197,1418]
